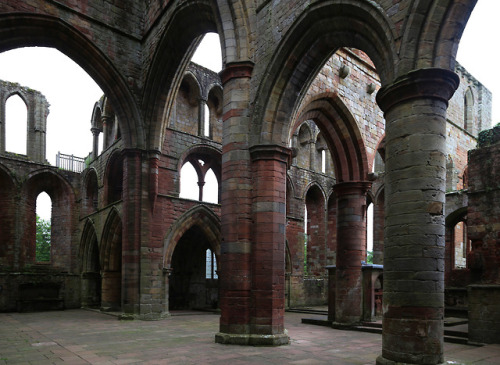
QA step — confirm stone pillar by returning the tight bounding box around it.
[375,68,459,365]
[91,127,100,160]
[326,265,336,322]
[216,62,254,344]
[333,181,371,325]
[121,149,143,315]
[215,63,289,346]
[148,150,160,210]
[373,194,385,264]
[248,144,290,345]
[102,115,111,150]
[199,98,207,137]
[198,180,205,201]
[27,91,49,163]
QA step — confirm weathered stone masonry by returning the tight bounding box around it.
[0,1,498,364]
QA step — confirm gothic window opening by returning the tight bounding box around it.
[180,157,219,204]
[5,94,27,155]
[366,202,374,264]
[453,220,469,269]
[204,104,210,137]
[180,162,199,200]
[169,226,218,310]
[204,168,218,204]
[321,149,326,173]
[106,154,123,204]
[36,192,52,263]
[205,248,218,279]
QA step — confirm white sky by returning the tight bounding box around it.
[0,3,498,220]
[456,0,500,125]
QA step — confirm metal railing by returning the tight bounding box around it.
[56,152,86,173]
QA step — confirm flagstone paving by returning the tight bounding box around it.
[0,310,499,364]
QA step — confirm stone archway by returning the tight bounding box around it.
[163,205,221,313]
[80,219,101,308]
[100,208,122,311]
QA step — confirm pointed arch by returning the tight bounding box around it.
[21,168,75,269]
[100,207,122,309]
[406,0,477,72]
[464,87,474,132]
[80,219,100,273]
[302,181,327,203]
[293,93,369,182]
[82,168,99,215]
[252,0,396,146]
[104,150,124,205]
[80,218,102,308]
[0,13,143,149]
[100,207,122,272]
[144,0,227,152]
[163,205,221,269]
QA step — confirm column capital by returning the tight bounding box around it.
[376,68,459,113]
[333,181,372,196]
[147,149,161,160]
[219,61,254,85]
[249,144,292,165]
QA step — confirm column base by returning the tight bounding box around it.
[376,355,444,365]
[215,330,289,346]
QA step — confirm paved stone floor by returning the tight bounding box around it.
[0,309,499,364]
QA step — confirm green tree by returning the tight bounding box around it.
[36,215,51,262]
[366,250,374,264]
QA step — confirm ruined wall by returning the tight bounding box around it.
[0,80,50,163]
[467,126,500,284]
[0,155,81,311]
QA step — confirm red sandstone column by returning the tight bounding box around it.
[121,149,143,315]
[248,144,290,345]
[376,69,459,365]
[216,62,254,344]
[333,181,371,325]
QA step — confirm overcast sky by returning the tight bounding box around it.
[0,2,497,220]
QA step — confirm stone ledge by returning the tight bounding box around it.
[215,331,289,346]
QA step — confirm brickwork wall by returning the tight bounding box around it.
[301,48,385,168]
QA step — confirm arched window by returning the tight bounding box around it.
[36,192,52,262]
[453,220,469,269]
[180,162,199,200]
[5,94,27,155]
[180,158,220,203]
[204,104,210,137]
[321,149,326,173]
[204,168,218,204]
[205,248,218,279]
[366,202,374,263]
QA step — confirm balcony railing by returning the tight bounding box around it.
[56,152,86,173]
